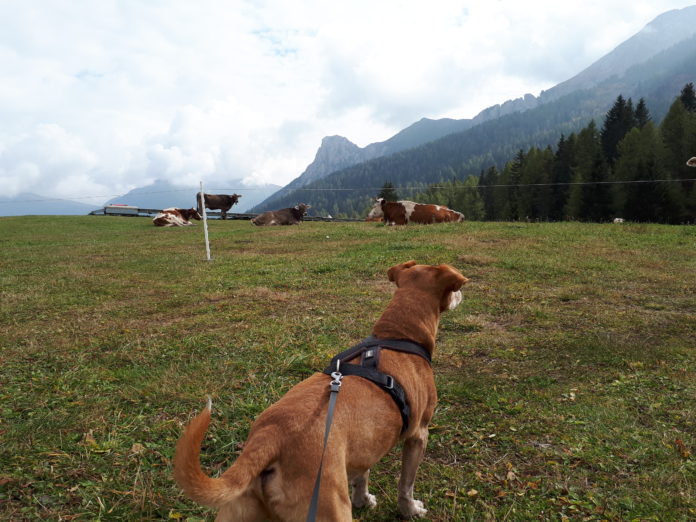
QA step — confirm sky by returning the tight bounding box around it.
[0,0,694,205]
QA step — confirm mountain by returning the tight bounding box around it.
[469,6,696,122]
[0,193,99,216]
[252,6,696,217]
[250,117,474,212]
[541,6,696,103]
[103,179,281,213]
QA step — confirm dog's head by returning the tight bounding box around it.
[387,260,469,312]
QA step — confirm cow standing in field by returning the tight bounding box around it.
[251,203,311,226]
[687,157,696,167]
[366,198,464,225]
[196,193,242,219]
[153,208,201,227]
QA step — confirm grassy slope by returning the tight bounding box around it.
[0,216,694,521]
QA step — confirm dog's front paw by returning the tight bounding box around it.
[398,498,427,518]
[353,492,377,509]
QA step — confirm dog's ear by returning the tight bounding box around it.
[436,265,469,311]
[388,260,418,283]
[437,264,469,292]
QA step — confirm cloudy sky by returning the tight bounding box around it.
[0,1,693,204]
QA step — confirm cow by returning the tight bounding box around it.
[687,157,696,167]
[251,203,311,226]
[196,193,242,219]
[153,207,201,227]
[613,218,625,224]
[366,198,464,225]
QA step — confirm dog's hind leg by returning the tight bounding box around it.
[397,428,429,518]
[214,494,266,522]
[271,467,353,522]
[350,469,377,509]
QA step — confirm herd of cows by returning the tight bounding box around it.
[152,193,466,228]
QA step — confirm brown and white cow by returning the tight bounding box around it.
[687,157,696,167]
[366,198,464,225]
[251,203,311,226]
[196,193,242,219]
[153,207,202,227]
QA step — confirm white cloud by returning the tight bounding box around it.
[0,0,693,203]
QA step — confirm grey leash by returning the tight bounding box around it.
[306,363,343,522]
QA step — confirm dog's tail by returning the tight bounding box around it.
[173,398,277,509]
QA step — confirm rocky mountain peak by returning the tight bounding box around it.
[293,135,363,186]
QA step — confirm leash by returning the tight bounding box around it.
[306,363,343,522]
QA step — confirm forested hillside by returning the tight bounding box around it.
[413,85,696,224]
[260,35,696,219]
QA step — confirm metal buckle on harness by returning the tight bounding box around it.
[384,375,394,390]
[330,371,343,386]
[330,360,343,391]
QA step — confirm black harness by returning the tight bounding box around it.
[321,336,431,433]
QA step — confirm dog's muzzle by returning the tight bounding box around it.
[448,290,463,310]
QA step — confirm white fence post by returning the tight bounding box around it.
[199,182,212,261]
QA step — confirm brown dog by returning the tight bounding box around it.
[174,261,469,520]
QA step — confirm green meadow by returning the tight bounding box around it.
[0,216,694,521]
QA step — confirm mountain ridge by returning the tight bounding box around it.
[0,193,99,216]
[250,6,696,216]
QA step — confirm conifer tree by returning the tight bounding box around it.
[457,175,485,220]
[502,150,525,220]
[660,90,696,220]
[550,134,576,220]
[635,98,651,128]
[613,123,682,222]
[661,97,693,183]
[494,163,513,220]
[479,166,500,220]
[518,147,553,220]
[377,181,399,201]
[679,82,696,112]
[566,121,611,221]
[601,95,637,166]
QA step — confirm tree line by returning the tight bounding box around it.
[409,84,696,223]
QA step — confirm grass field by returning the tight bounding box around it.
[1,215,694,521]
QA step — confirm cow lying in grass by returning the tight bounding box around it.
[251,203,311,226]
[367,198,464,225]
[152,208,201,227]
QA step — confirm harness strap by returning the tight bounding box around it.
[321,336,431,433]
[329,336,432,366]
[330,363,410,429]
